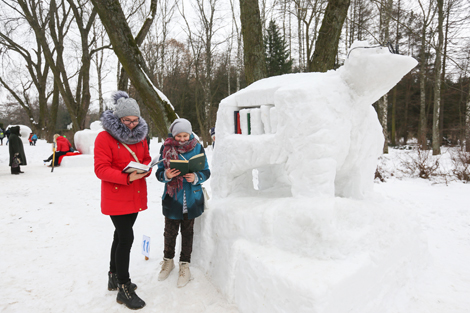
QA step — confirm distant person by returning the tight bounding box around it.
[210,127,215,147]
[62,135,74,151]
[28,133,33,146]
[5,128,10,145]
[94,91,150,310]
[43,134,71,167]
[155,118,210,288]
[8,126,27,175]
[0,128,4,145]
[31,133,38,146]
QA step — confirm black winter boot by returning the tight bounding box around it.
[108,272,137,291]
[116,281,146,310]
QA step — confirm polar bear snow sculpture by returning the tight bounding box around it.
[211,42,417,199]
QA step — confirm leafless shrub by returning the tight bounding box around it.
[449,149,470,182]
[375,165,386,182]
[399,147,441,179]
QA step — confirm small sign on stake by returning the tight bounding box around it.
[142,235,150,260]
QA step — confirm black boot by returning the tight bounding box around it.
[108,272,137,291]
[116,281,145,310]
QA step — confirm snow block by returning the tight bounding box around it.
[60,154,94,167]
[193,197,427,313]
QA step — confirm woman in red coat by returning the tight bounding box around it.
[43,134,73,167]
[94,91,150,310]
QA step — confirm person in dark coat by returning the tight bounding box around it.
[8,126,27,175]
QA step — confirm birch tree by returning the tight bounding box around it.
[417,0,437,149]
[432,0,444,155]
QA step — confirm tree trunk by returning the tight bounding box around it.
[378,95,389,154]
[391,87,396,146]
[309,0,350,72]
[418,36,427,149]
[47,81,60,143]
[432,0,444,155]
[239,0,266,84]
[466,81,470,152]
[90,0,177,138]
[117,0,157,92]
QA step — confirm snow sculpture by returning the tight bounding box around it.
[74,121,104,154]
[212,41,417,199]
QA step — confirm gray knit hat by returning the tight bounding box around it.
[169,118,192,137]
[113,91,141,118]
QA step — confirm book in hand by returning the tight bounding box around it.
[122,157,163,174]
[170,153,206,176]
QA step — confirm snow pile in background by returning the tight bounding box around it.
[194,42,422,313]
[6,124,32,144]
[74,121,104,154]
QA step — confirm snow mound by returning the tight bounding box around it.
[74,121,104,154]
[7,124,32,144]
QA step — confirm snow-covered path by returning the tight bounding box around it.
[1,140,470,312]
[375,179,470,312]
[0,140,238,313]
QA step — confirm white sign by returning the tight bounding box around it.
[142,235,150,258]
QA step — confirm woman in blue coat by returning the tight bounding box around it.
[155,118,210,288]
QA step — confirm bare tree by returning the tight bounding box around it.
[417,0,437,149]
[15,0,101,133]
[179,0,225,144]
[239,0,267,84]
[117,0,158,91]
[0,14,53,138]
[291,0,328,72]
[377,0,393,154]
[310,0,350,72]
[90,0,177,138]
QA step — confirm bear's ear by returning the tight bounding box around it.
[340,46,417,103]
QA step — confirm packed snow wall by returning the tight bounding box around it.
[193,42,423,313]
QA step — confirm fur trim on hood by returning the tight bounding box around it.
[100,110,148,145]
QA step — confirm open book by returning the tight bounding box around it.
[122,157,163,174]
[170,153,206,176]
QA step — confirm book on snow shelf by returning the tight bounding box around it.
[122,157,163,174]
[234,111,241,134]
[170,153,206,176]
[233,110,251,134]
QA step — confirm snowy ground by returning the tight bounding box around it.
[1,139,470,312]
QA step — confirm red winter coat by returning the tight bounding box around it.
[94,131,152,215]
[56,136,72,152]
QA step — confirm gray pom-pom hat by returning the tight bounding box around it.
[113,91,141,118]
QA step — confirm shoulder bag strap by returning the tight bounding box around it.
[121,142,140,163]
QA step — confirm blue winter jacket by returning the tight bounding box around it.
[156,135,210,220]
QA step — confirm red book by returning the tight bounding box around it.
[234,111,241,134]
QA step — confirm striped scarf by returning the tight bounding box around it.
[162,137,198,198]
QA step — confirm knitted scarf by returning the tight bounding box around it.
[162,136,198,198]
